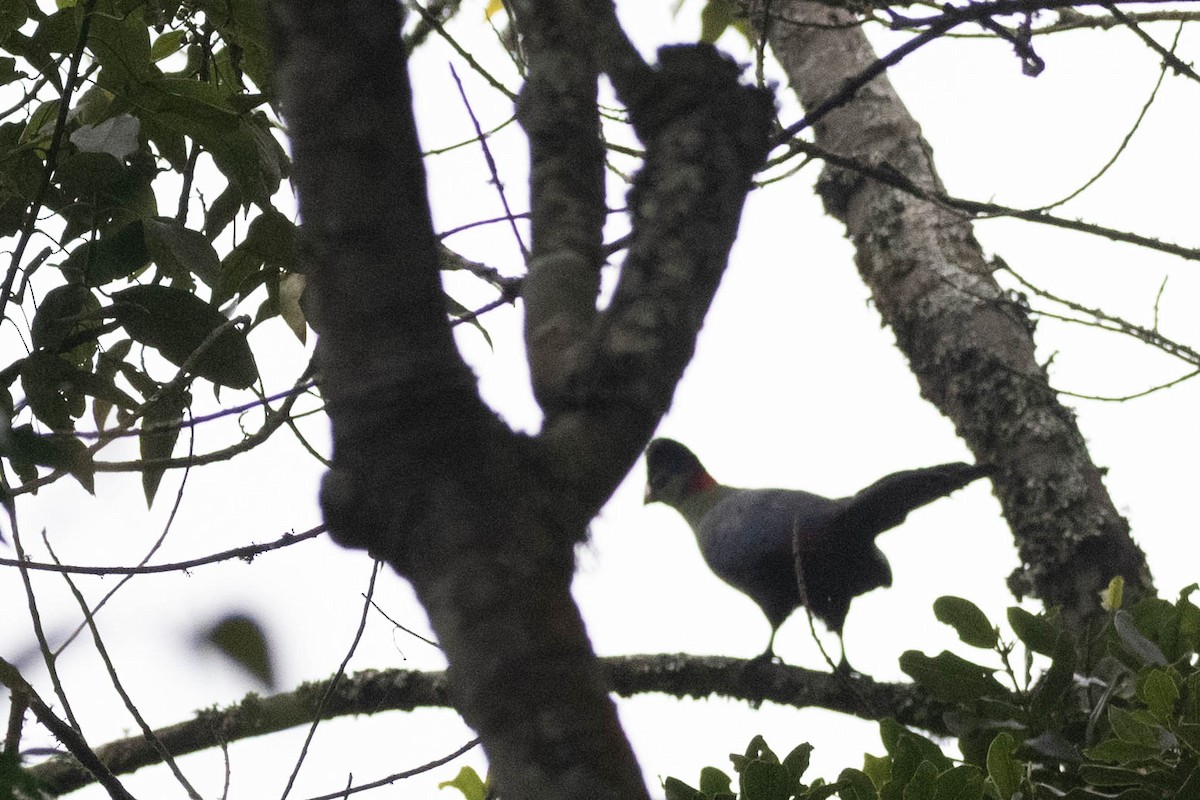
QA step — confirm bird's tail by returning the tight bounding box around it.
[835,462,994,538]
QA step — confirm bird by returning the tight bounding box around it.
[643,437,992,668]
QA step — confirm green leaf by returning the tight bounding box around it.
[278,271,306,343]
[699,766,733,796]
[22,98,61,148]
[215,207,297,305]
[84,0,155,91]
[202,612,275,689]
[902,761,938,800]
[934,597,998,649]
[1135,669,1179,723]
[742,735,781,765]
[862,753,890,791]
[985,733,1021,800]
[438,766,488,800]
[899,651,1008,703]
[143,216,221,286]
[71,220,151,286]
[743,760,796,800]
[30,283,104,368]
[699,0,736,43]
[150,29,186,61]
[69,114,140,159]
[21,351,85,430]
[204,182,242,240]
[1115,611,1168,666]
[140,386,188,505]
[663,777,705,800]
[1084,737,1164,765]
[55,150,126,198]
[879,720,952,773]
[933,766,984,800]
[1078,764,1153,787]
[1030,634,1076,716]
[1007,607,1061,657]
[5,424,95,493]
[838,768,879,800]
[112,284,258,388]
[784,743,815,785]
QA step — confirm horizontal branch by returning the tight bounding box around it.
[26,656,950,795]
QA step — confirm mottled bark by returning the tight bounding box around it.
[268,0,772,797]
[758,1,1152,631]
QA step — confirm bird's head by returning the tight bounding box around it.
[644,438,718,507]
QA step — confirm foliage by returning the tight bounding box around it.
[667,585,1200,799]
[0,0,296,504]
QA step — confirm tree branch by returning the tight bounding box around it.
[25,658,951,796]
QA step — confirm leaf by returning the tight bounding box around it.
[69,114,141,160]
[933,765,984,800]
[934,596,998,649]
[72,220,151,287]
[664,777,706,800]
[1101,576,1125,612]
[142,216,221,286]
[21,351,85,430]
[985,733,1021,800]
[880,720,952,773]
[902,761,938,800]
[150,29,186,61]
[204,183,242,240]
[84,0,155,91]
[1135,669,1179,723]
[30,283,104,368]
[862,753,890,791]
[5,424,95,493]
[1007,607,1061,657]
[112,284,258,388]
[838,768,879,800]
[784,743,814,785]
[55,150,126,199]
[140,386,188,506]
[899,651,1008,703]
[438,766,488,800]
[699,0,737,43]
[1114,610,1168,666]
[1030,634,1076,716]
[278,272,306,343]
[699,766,733,796]
[202,613,275,689]
[742,760,795,800]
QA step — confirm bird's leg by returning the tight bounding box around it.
[834,633,860,676]
[748,628,779,666]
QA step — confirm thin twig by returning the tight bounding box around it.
[279,562,382,800]
[0,525,326,576]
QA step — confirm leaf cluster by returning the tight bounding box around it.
[668,585,1200,800]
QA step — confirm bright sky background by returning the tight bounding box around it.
[3,2,1199,798]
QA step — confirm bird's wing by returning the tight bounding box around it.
[832,462,993,540]
[693,489,840,623]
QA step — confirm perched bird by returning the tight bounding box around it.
[644,438,992,667]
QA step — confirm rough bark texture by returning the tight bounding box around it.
[29,657,950,795]
[759,2,1153,632]
[268,1,773,797]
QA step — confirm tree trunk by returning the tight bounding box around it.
[268,0,773,796]
[757,1,1153,632]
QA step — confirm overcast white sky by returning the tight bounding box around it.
[3,2,1199,798]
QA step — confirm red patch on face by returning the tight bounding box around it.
[688,470,718,493]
